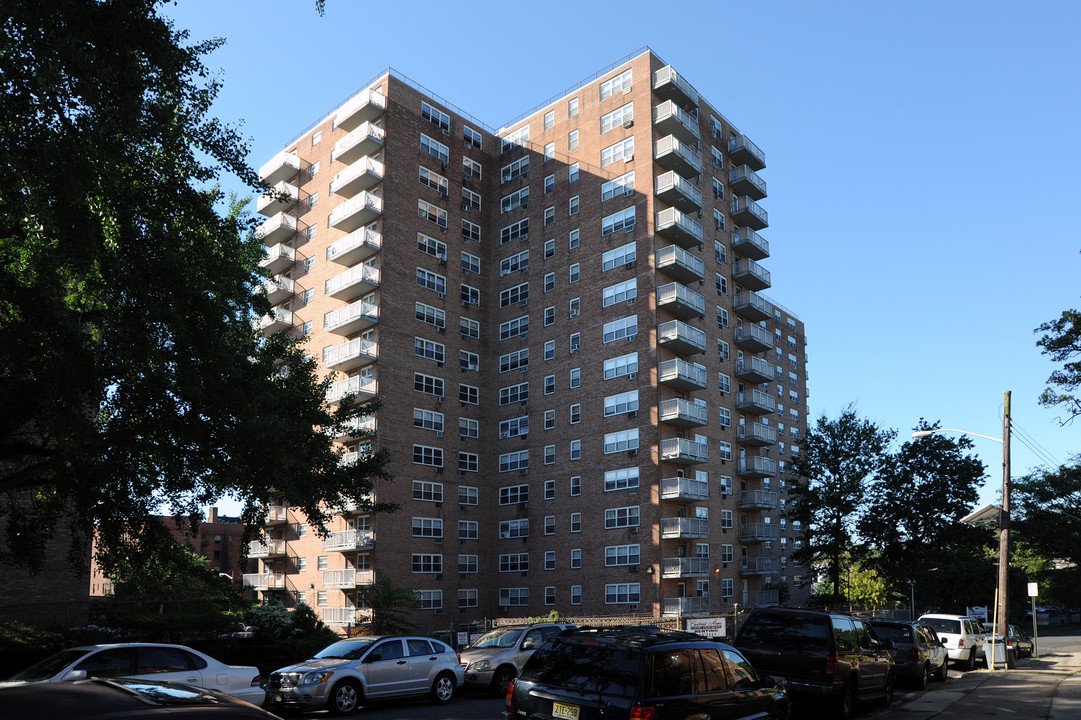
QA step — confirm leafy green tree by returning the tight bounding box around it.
[361,577,419,635]
[0,0,393,574]
[1035,302,1081,424]
[110,531,239,605]
[858,421,991,610]
[790,407,895,595]
[1014,461,1081,568]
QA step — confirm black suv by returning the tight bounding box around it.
[504,627,790,720]
[733,608,894,719]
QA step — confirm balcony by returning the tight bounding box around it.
[734,323,774,353]
[323,529,375,552]
[660,437,709,465]
[323,568,375,589]
[657,282,705,320]
[729,165,767,201]
[661,557,710,578]
[657,358,708,391]
[334,416,376,442]
[266,505,289,524]
[738,489,779,510]
[659,397,709,428]
[332,122,385,165]
[739,557,779,576]
[654,135,702,177]
[661,595,709,617]
[325,299,379,336]
[327,225,382,266]
[655,207,704,249]
[657,319,706,356]
[328,192,383,232]
[739,523,779,543]
[334,88,386,133]
[738,422,777,447]
[248,539,285,558]
[733,290,773,322]
[329,156,385,198]
[261,276,294,306]
[257,212,298,245]
[655,170,702,214]
[260,243,296,275]
[325,338,378,372]
[731,230,769,263]
[661,516,710,539]
[326,263,380,301]
[242,572,286,591]
[652,65,700,110]
[733,259,772,291]
[259,150,302,185]
[736,356,775,384]
[728,135,766,171]
[326,375,377,406]
[660,476,710,502]
[257,181,300,217]
[737,388,776,416]
[752,589,780,607]
[653,99,700,143]
[255,308,293,336]
[655,245,704,284]
[731,196,769,230]
[322,607,372,626]
[738,455,778,478]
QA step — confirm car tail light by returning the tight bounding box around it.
[958,638,965,648]
[907,649,921,662]
[630,706,656,720]
[825,653,837,676]
[250,675,261,687]
[456,651,462,665]
[505,681,515,713]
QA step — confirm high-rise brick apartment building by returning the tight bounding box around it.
[246,48,810,631]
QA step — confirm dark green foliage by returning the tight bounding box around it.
[1014,462,1081,569]
[1035,306,1081,424]
[361,577,420,635]
[0,0,393,574]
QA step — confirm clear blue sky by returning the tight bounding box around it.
[162,0,1080,511]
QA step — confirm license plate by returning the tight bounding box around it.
[552,702,579,720]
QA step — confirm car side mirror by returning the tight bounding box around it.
[63,670,87,682]
[521,641,535,650]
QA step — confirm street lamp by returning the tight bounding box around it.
[911,391,1012,655]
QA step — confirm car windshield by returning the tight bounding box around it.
[313,640,375,660]
[874,625,913,644]
[9,649,88,682]
[519,639,641,697]
[102,679,224,705]
[922,618,961,635]
[740,614,828,652]
[470,628,523,649]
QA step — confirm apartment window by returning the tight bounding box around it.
[544,480,556,500]
[500,218,529,244]
[602,315,638,344]
[569,162,579,182]
[461,251,481,276]
[604,390,639,417]
[303,288,314,304]
[600,102,634,133]
[717,307,729,328]
[544,174,555,194]
[570,367,581,388]
[317,591,327,606]
[413,372,444,398]
[417,232,447,260]
[569,228,580,248]
[544,142,555,162]
[712,176,724,200]
[412,445,443,468]
[499,348,529,373]
[569,263,580,283]
[601,171,635,202]
[412,553,443,574]
[500,249,530,276]
[461,284,480,306]
[568,97,578,116]
[711,146,724,168]
[569,195,580,215]
[298,558,307,572]
[499,519,529,539]
[462,156,482,181]
[569,297,581,318]
[498,450,529,473]
[604,506,640,530]
[605,545,641,567]
[420,133,449,163]
[544,339,555,359]
[462,187,482,212]
[458,485,479,505]
[544,272,555,292]
[464,125,482,149]
[412,517,443,538]
[603,429,639,454]
[304,192,318,211]
[502,126,530,154]
[718,407,732,427]
[501,186,530,214]
[311,130,321,146]
[721,510,733,529]
[544,445,556,465]
[544,375,555,395]
[570,513,582,533]
[459,589,478,608]
[569,129,579,150]
[545,550,556,570]
[301,321,312,336]
[499,588,529,607]
[544,110,555,129]
[458,451,478,473]
[718,339,730,361]
[603,278,637,307]
[418,199,448,228]
[720,544,734,564]
[413,408,445,432]
[544,515,556,535]
[500,282,529,307]
[499,553,529,572]
[498,380,529,405]
[544,206,555,226]
[719,441,732,461]
[604,467,639,492]
[422,101,451,132]
[603,351,638,380]
[462,219,481,243]
[716,274,728,296]
[601,242,637,272]
[499,415,530,439]
[459,554,479,573]
[544,409,555,430]
[414,337,445,364]
[419,166,449,194]
[415,302,446,330]
[569,332,580,354]
[600,69,632,100]
[570,439,581,460]
[460,317,480,339]
[602,207,636,236]
[459,383,479,405]
[600,137,634,167]
[715,240,727,264]
[416,589,442,610]
[501,155,529,182]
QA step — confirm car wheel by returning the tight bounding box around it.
[490,667,515,697]
[961,649,975,671]
[430,672,456,705]
[933,660,948,682]
[881,671,895,706]
[327,679,361,716]
[835,679,857,720]
[916,663,930,691]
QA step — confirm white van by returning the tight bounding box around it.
[918,614,986,670]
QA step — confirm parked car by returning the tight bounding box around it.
[506,626,790,720]
[870,619,949,689]
[1007,625,1034,658]
[733,607,895,720]
[918,614,986,670]
[0,643,263,704]
[460,622,576,696]
[266,635,463,715]
[0,677,279,719]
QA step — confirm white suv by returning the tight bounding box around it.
[918,614,986,670]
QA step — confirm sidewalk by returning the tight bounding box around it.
[874,647,1081,718]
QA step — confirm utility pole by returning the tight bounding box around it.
[996,391,1012,640]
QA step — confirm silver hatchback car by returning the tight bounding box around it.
[266,635,463,715]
